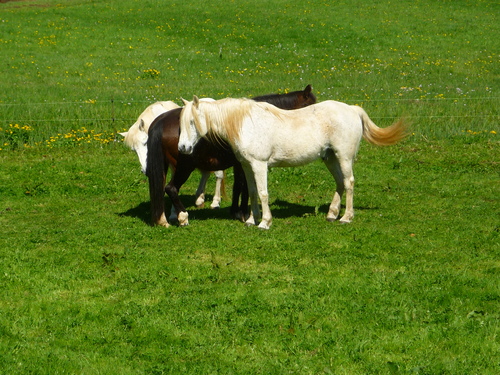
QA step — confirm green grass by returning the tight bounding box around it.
[0,0,499,374]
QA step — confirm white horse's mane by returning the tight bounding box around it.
[194,98,284,143]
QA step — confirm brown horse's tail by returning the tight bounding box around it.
[354,106,409,146]
[146,120,168,226]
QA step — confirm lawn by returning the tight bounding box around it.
[0,0,498,374]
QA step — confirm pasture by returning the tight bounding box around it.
[0,0,498,373]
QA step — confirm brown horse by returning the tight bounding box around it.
[146,85,316,227]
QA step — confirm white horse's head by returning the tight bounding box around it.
[179,96,211,154]
[120,101,179,173]
[119,119,149,173]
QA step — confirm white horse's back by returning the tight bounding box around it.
[228,100,364,167]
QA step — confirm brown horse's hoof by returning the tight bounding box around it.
[178,211,189,226]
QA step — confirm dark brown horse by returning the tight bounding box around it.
[146,85,316,227]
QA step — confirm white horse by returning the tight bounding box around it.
[179,96,407,229]
[120,101,179,173]
[119,100,224,210]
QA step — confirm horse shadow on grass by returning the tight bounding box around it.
[118,196,379,226]
[269,199,379,220]
[118,194,240,226]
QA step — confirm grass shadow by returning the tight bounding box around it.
[118,201,150,224]
[270,199,380,219]
[117,194,237,225]
[118,196,381,225]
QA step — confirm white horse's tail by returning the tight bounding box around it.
[354,106,408,146]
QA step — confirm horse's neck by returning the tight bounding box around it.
[206,99,251,141]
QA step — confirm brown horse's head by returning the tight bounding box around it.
[295,84,317,108]
[251,84,317,110]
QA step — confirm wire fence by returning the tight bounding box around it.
[0,97,498,135]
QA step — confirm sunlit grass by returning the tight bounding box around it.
[0,0,498,374]
[0,124,123,150]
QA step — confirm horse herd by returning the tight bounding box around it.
[121,85,407,229]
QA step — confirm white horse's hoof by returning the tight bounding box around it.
[257,222,270,230]
[210,203,220,209]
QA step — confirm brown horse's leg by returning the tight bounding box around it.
[164,163,196,226]
[231,163,249,222]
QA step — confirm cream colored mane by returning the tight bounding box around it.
[194,98,284,144]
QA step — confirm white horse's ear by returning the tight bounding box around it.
[181,98,189,106]
[118,131,128,137]
[193,95,200,108]
[138,119,145,131]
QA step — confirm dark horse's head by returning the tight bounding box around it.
[252,84,316,110]
[293,84,316,108]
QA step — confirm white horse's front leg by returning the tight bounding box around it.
[210,170,224,209]
[252,162,271,230]
[241,164,259,227]
[195,171,211,208]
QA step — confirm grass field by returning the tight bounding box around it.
[0,0,499,374]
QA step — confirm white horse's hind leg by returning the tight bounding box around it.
[323,151,355,223]
[195,171,211,208]
[338,154,355,223]
[327,155,355,223]
[323,154,344,221]
[339,171,355,223]
[210,170,224,209]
